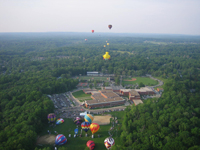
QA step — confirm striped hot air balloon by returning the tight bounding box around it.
[81,122,91,133]
[84,114,94,124]
[55,134,67,146]
[48,113,56,123]
[56,118,64,125]
[86,140,95,150]
[90,123,100,134]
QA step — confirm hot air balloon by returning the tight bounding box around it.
[107,43,109,46]
[103,52,111,60]
[91,30,94,33]
[90,123,100,135]
[81,122,90,136]
[85,39,87,41]
[56,118,64,125]
[55,134,67,146]
[104,45,106,47]
[74,128,78,135]
[104,137,115,149]
[48,113,56,123]
[84,114,94,124]
[74,117,82,125]
[108,25,112,29]
[86,140,95,150]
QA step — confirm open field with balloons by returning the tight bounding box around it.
[122,76,158,85]
[36,111,125,150]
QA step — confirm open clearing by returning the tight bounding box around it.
[37,135,56,145]
[92,115,112,125]
[123,77,158,85]
[36,111,124,150]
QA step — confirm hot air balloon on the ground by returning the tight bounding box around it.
[90,123,100,135]
[104,137,115,149]
[86,140,95,150]
[108,25,112,29]
[103,52,111,60]
[74,117,82,125]
[84,114,94,124]
[81,122,90,136]
[91,30,94,33]
[55,134,67,146]
[48,113,56,123]
[74,128,78,135]
[56,118,64,125]
[107,43,109,46]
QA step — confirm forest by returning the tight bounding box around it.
[0,32,200,150]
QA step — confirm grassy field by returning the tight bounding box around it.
[37,111,125,150]
[72,90,91,98]
[78,76,110,81]
[123,77,158,86]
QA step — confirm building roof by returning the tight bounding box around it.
[102,92,119,98]
[87,72,99,74]
[85,97,124,105]
[135,87,154,92]
[129,90,140,96]
[99,90,113,93]
[133,100,143,106]
[120,89,131,92]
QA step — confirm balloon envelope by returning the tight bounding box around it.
[107,43,109,45]
[103,52,111,60]
[48,113,56,123]
[86,140,95,150]
[84,114,94,124]
[81,122,90,133]
[74,128,78,134]
[55,134,67,145]
[91,30,94,33]
[56,118,64,125]
[90,123,100,134]
[104,137,115,149]
[74,117,82,125]
[108,25,112,29]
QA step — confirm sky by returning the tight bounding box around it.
[0,0,200,35]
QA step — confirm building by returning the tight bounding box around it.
[85,90,125,109]
[87,72,99,76]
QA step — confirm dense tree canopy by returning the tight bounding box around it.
[0,32,200,149]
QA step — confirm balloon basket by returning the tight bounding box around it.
[92,134,94,138]
[85,133,88,137]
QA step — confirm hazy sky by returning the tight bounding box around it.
[0,0,200,35]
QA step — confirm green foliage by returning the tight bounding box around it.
[120,80,200,149]
[0,33,200,149]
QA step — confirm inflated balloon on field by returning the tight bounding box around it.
[90,123,100,134]
[55,134,67,145]
[56,118,64,125]
[48,113,56,123]
[86,140,95,150]
[81,121,90,133]
[104,137,115,149]
[84,114,94,124]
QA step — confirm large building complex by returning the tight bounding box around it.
[83,86,155,108]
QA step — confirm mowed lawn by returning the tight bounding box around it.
[72,90,91,98]
[123,77,158,86]
[36,111,125,150]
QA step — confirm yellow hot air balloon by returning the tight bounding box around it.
[104,45,106,47]
[107,43,109,46]
[103,52,110,60]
